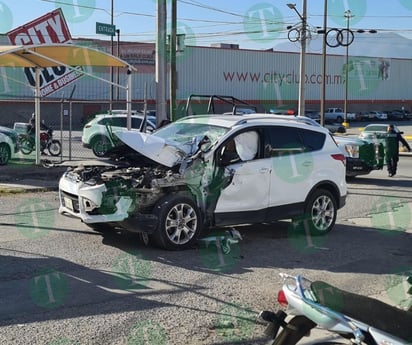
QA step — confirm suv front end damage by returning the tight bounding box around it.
[59,161,197,233]
[58,126,227,235]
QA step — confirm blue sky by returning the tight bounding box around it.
[1,0,412,50]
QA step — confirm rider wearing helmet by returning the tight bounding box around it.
[27,113,50,135]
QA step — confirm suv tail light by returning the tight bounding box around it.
[331,153,346,166]
[277,290,288,307]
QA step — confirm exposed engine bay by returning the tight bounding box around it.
[58,137,231,236]
[63,159,189,215]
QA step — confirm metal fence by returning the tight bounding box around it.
[4,99,152,164]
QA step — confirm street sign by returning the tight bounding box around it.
[96,22,116,36]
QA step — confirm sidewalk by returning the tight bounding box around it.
[0,161,67,193]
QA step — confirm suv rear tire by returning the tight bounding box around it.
[303,189,337,235]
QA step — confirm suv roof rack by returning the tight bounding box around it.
[232,114,311,126]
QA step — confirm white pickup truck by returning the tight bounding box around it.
[324,107,356,123]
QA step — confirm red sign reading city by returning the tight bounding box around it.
[7,8,83,97]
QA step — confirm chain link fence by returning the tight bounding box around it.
[2,99,152,164]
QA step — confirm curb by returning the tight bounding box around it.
[0,163,64,194]
[0,183,57,194]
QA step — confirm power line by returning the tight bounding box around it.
[38,0,412,47]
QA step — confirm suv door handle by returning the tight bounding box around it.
[302,161,313,167]
[260,168,270,173]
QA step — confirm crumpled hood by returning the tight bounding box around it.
[114,129,187,168]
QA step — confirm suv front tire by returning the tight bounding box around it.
[153,193,202,250]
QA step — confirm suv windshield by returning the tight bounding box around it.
[153,121,229,146]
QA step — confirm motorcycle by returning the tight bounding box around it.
[258,273,412,345]
[19,127,62,156]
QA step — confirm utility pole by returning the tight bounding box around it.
[343,10,354,129]
[116,29,120,101]
[320,0,327,127]
[110,0,114,113]
[287,0,307,117]
[169,0,177,122]
[156,0,167,126]
[299,0,307,117]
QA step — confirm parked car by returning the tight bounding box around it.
[358,111,371,121]
[304,110,319,119]
[321,120,346,134]
[324,108,357,123]
[223,107,256,115]
[0,126,19,165]
[359,123,400,142]
[59,114,347,250]
[82,113,157,157]
[367,111,388,120]
[248,113,346,134]
[387,110,407,121]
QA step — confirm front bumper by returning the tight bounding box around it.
[59,174,132,223]
[345,157,379,177]
[58,174,158,233]
[82,141,91,149]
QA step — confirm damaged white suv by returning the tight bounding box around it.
[58,114,347,250]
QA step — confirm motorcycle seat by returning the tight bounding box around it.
[311,280,412,342]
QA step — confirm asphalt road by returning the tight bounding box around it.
[0,156,411,344]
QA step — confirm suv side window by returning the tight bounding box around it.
[299,128,325,151]
[264,126,304,157]
[263,126,325,158]
[219,130,259,166]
